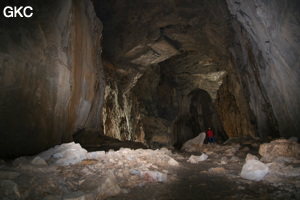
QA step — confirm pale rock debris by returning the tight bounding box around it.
[240,160,269,181]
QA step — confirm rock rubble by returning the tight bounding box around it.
[0,143,179,199]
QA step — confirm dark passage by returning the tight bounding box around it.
[173,89,225,148]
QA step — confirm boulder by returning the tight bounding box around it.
[220,157,229,164]
[181,132,206,152]
[0,180,20,199]
[187,154,208,164]
[245,153,259,161]
[130,169,167,182]
[168,158,179,166]
[259,139,300,162]
[99,171,121,197]
[38,142,88,166]
[240,160,269,181]
[31,156,48,166]
[140,171,167,182]
[267,162,300,177]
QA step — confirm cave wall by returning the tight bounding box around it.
[96,0,235,147]
[226,0,300,138]
[0,0,105,158]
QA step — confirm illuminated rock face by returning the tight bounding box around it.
[0,0,105,158]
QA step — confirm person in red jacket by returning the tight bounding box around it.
[207,128,214,144]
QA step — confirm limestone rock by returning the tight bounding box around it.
[62,191,90,200]
[230,156,241,163]
[208,167,226,173]
[0,180,20,199]
[31,156,48,166]
[267,162,300,177]
[87,151,106,160]
[240,160,269,181]
[181,132,206,152]
[168,158,179,166]
[187,154,208,164]
[0,171,20,180]
[39,142,88,166]
[245,153,259,161]
[220,157,229,165]
[140,171,167,182]
[259,139,300,162]
[97,171,121,198]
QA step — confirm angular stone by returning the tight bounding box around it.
[0,180,20,199]
[38,142,88,166]
[181,132,206,152]
[187,154,208,164]
[87,151,106,160]
[31,156,48,166]
[168,158,179,166]
[230,156,241,162]
[140,171,167,182]
[220,157,229,164]
[245,153,259,161]
[240,160,269,181]
[97,171,121,198]
[259,139,300,162]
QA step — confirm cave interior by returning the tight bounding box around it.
[0,0,299,159]
[0,0,300,199]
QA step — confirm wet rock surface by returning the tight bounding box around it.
[0,138,299,199]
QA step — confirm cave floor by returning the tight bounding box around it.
[106,149,299,200]
[0,139,299,200]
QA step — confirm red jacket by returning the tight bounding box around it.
[207,130,214,138]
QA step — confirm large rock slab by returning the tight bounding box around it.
[181,132,206,152]
[259,139,300,162]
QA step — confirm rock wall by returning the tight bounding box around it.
[96,0,234,147]
[0,0,105,158]
[226,0,300,138]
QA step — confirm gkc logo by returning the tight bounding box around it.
[3,6,33,18]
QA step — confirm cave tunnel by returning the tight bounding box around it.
[0,0,300,199]
[173,89,227,148]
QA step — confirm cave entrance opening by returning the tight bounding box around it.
[173,89,225,148]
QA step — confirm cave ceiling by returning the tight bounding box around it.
[94,0,232,98]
